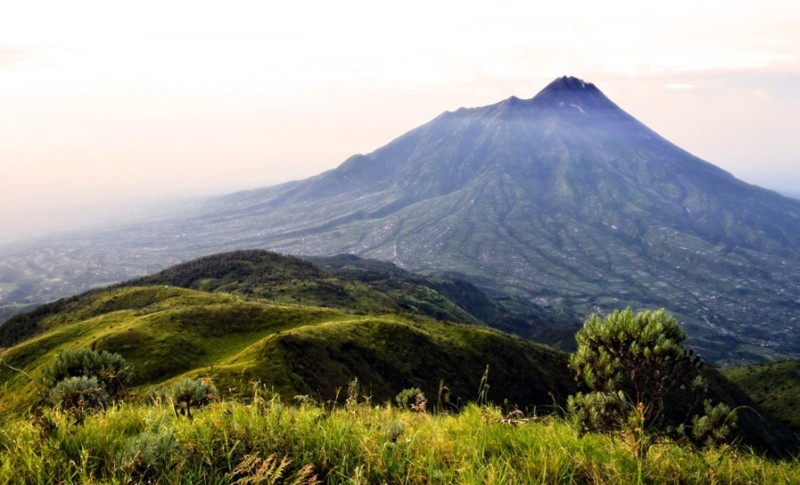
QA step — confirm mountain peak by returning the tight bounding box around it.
[528,75,618,113]
[542,75,597,93]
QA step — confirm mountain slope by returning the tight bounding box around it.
[2,76,800,364]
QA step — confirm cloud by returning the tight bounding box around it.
[0,45,37,67]
[665,83,694,91]
[651,69,800,101]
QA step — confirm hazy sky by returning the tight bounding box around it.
[1,0,799,242]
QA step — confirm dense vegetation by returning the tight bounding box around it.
[1,387,798,483]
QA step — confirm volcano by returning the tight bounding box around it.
[3,76,800,364]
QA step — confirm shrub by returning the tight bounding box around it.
[118,429,181,481]
[395,387,427,413]
[42,348,132,404]
[567,389,621,435]
[170,377,216,419]
[687,400,737,448]
[568,308,735,458]
[47,376,109,412]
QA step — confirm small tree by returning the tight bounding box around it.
[568,308,735,458]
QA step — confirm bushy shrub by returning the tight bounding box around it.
[568,308,736,457]
[170,377,216,419]
[567,390,622,435]
[395,387,427,413]
[118,429,181,481]
[47,376,109,412]
[42,348,132,404]
[39,348,131,421]
[688,400,737,448]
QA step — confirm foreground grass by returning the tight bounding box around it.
[1,396,798,484]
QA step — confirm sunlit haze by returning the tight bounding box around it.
[1,0,799,242]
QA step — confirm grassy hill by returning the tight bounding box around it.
[0,250,520,349]
[307,253,580,349]
[724,360,800,430]
[0,251,576,417]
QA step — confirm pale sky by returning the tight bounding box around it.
[1,0,799,242]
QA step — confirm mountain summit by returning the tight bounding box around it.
[530,75,612,108]
[3,76,800,364]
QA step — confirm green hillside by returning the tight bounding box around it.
[0,251,576,417]
[307,253,580,348]
[724,360,800,430]
[0,250,505,348]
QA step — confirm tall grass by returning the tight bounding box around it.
[1,391,798,484]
